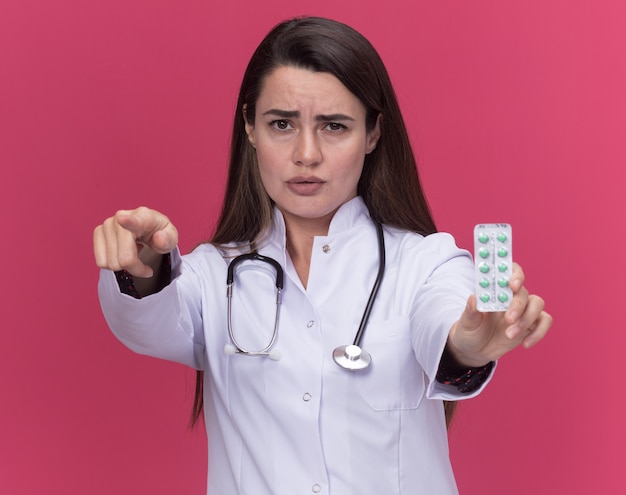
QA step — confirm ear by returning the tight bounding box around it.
[365,114,382,154]
[243,105,256,148]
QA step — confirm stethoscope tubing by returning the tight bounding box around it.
[226,252,283,356]
[225,220,385,369]
[351,221,385,348]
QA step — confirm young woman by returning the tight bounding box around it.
[94,17,551,494]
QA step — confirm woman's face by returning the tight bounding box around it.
[245,66,380,231]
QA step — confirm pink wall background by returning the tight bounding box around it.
[2,0,624,493]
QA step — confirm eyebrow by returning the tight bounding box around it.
[262,109,356,121]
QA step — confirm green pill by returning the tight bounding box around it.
[498,292,509,303]
[497,278,509,288]
[480,293,490,303]
[478,233,489,243]
[479,278,490,288]
[497,232,508,242]
[498,263,508,272]
[479,262,490,273]
[497,247,508,257]
[479,248,490,258]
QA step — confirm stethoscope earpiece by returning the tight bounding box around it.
[332,344,372,370]
[224,343,282,361]
[268,349,281,361]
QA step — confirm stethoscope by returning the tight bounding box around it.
[224,220,386,371]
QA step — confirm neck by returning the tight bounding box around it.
[283,214,332,289]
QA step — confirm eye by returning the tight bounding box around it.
[324,122,348,132]
[270,119,293,131]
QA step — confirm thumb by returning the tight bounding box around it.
[149,226,179,254]
[457,295,484,333]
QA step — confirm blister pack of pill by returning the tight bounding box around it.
[474,224,513,312]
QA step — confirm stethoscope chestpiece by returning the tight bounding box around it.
[332,344,372,370]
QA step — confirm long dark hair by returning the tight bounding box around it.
[191,17,457,427]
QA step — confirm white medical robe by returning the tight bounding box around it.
[98,197,492,494]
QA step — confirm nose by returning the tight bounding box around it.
[293,129,322,167]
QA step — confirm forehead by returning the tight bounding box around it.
[256,66,365,115]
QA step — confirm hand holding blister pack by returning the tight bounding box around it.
[474,224,513,312]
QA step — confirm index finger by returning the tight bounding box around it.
[509,262,525,293]
[115,207,177,253]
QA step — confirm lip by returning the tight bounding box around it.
[286,176,325,195]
